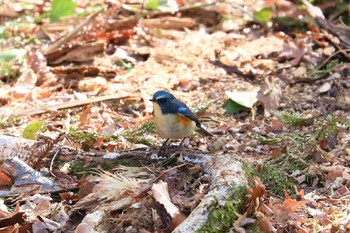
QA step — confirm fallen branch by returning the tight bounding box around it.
[302,0,350,59]
[14,94,135,117]
[321,97,350,110]
[44,9,103,55]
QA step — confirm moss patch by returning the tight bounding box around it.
[123,121,156,146]
[69,158,149,179]
[243,161,295,196]
[68,121,156,150]
[277,111,315,127]
[197,186,248,233]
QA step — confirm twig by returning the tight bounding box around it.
[50,148,61,178]
[321,97,350,110]
[44,9,103,55]
[121,2,216,17]
[309,49,350,73]
[14,94,136,117]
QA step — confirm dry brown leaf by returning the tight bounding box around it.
[272,189,307,224]
[257,76,282,117]
[233,212,256,233]
[27,50,48,80]
[106,141,118,152]
[94,136,106,150]
[258,219,275,233]
[77,178,96,199]
[151,181,186,230]
[79,105,92,127]
[0,167,12,186]
[78,77,107,92]
[0,212,25,228]
[270,118,284,132]
[283,191,306,213]
[245,177,266,216]
[0,209,12,219]
[271,148,282,159]
[278,39,306,66]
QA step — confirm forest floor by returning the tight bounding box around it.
[0,0,350,232]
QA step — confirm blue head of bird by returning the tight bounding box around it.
[150,90,178,114]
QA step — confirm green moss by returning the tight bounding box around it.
[315,114,338,140]
[258,135,284,145]
[243,157,304,196]
[246,221,263,233]
[68,121,156,149]
[123,121,156,146]
[0,61,20,78]
[0,117,21,127]
[308,59,341,79]
[277,111,315,127]
[340,118,350,132]
[258,164,294,195]
[197,186,248,233]
[70,158,151,179]
[68,127,103,149]
[242,162,255,181]
[70,161,100,178]
[272,16,309,34]
[254,114,350,196]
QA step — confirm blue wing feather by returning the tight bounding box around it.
[177,107,201,126]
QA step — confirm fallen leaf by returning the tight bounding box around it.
[78,77,107,92]
[271,117,284,132]
[292,66,307,77]
[79,105,92,127]
[0,212,25,228]
[0,168,12,186]
[245,177,266,216]
[283,190,306,213]
[258,219,275,233]
[318,82,332,93]
[233,212,256,233]
[151,180,186,230]
[271,148,282,159]
[272,189,307,224]
[94,136,106,150]
[254,7,273,23]
[225,87,260,114]
[225,99,250,114]
[257,76,282,117]
[23,121,44,140]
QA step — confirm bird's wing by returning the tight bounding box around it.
[177,107,201,126]
[177,104,213,137]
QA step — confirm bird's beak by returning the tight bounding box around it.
[150,99,155,102]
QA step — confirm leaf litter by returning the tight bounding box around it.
[0,0,350,232]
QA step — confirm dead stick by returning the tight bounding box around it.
[14,94,137,117]
[44,9,103,55]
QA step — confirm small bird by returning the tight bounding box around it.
[150,90,213,146]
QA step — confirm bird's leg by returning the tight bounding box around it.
[179,138,186,147]
[162,138,170,147]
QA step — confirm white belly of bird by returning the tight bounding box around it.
[153,103,196,139]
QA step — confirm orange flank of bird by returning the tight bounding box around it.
[177,114,192,126]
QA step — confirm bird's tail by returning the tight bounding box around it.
[195,125,213,137]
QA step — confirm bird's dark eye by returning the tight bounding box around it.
[157,98,167,104]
